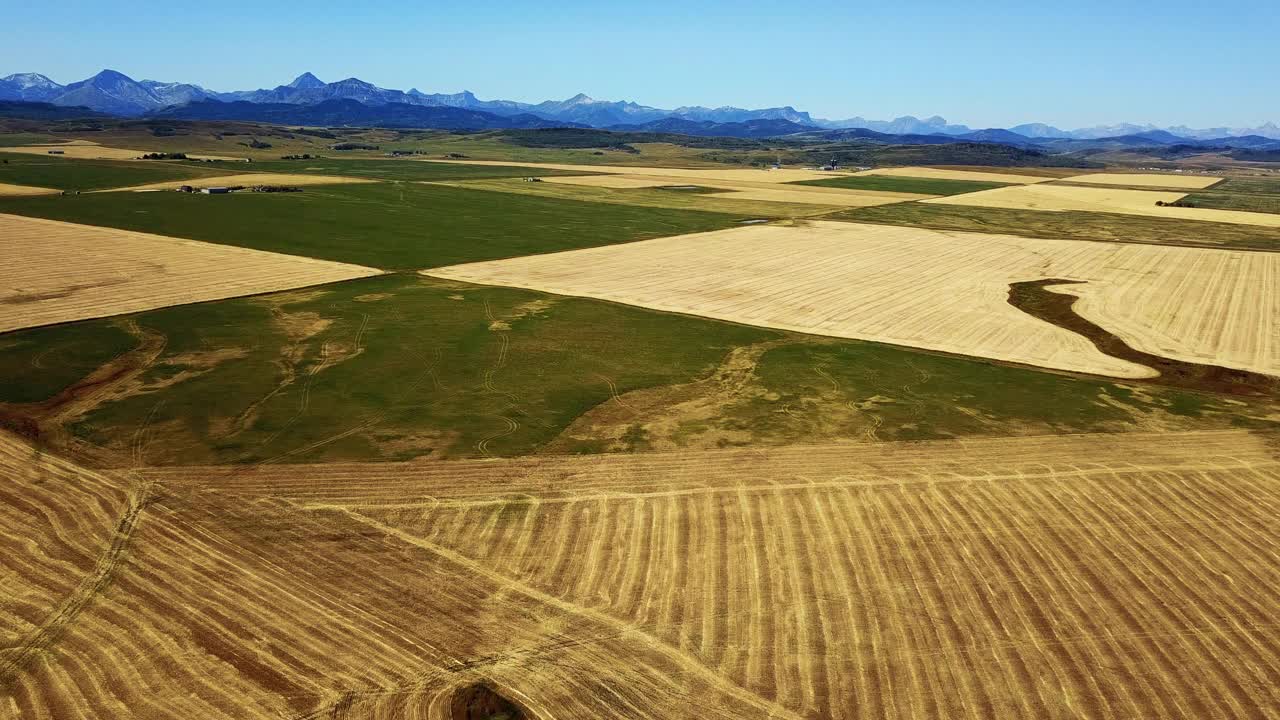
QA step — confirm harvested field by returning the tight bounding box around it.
[855,166,1052,184]
[98,428,1280,720]
[431,159,841,184]
[0,213,380,332]
[111,172,380,191]
[1062,172,1224,189]
[0,143,154,161]
[0,182,58,196]
[926,183,1280,227]
[427,220,1280,379]
[539,173,929,206]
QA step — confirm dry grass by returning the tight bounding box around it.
[427,220,1280,378]
[27,427,1259,719]
[1061,172,1224,189]
[855,166,1052,184]
[0,213,380,332]
[0,144,155,161]
[0,182,59,196]
[110,172,380,192]
[926,183,1280,227]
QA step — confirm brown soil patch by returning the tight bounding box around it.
[1009,279,1278,397]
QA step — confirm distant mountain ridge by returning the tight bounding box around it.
[2,68,1277,141]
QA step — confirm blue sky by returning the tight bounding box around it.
[6,0,1277,129]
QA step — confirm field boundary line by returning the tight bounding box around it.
[300,458,1279,511]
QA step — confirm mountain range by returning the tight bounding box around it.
[3,69,1278,143]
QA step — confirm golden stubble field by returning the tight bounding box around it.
[1059,172,1224,189]
[0,213,381,332]
[0,183,59,197]
[426,220,1279,379]
[6,426,1278,719]
[926,183,1280,227]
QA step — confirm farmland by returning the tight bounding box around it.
[0,182,746,269]
[426,220,1279,378]
[925,182,1280,227]
[0,213,379,332]
[1,120,1279,720]
[5,427,1277,719]
[0,153,227,191]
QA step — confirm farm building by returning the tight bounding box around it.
[201,187,231,195]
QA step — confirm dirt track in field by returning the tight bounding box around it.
[425,220,1279,379]
[52,427,1268,720]
[0,213,380,332]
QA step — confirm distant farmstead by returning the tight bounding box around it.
[201,187,231,195]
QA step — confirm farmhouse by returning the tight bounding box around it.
[201,187,231,194]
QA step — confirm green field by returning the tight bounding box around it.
[0,182,743,269]
[199,158,599,182]
[0,133,57,147]
[0,154,225,191]
[1,274,1269,465]
[1179,178,1280,215]
[1181,191,1280,215]
[832,199,1280,250]
[0,322,137,404]
[790,174,1010,195]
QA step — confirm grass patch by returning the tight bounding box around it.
[56,274,778,463]
[7,275,1273,464]
[0,154,225,191]
[199,158,598,182]
[0,182,743,269]
[791,175,1009,195]
[832,201,1280,251]
[0,321,137,403]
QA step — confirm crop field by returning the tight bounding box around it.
[5,427,1273,719]
[0,182,745,269]
[0,143,158,160]
[854,166,1053,184]
[9,270,1263,467]
[926,183,1280,227]
[0,182,57,196]
[0,154,229,191]
[527,172,928,206]
[427,220,1279,378]
[836,200,1280,251]
[789,174,1011,195]
[1060,172,1224,189]
[443,177,851,217]
[111,172,380,191]
[198,158,602,182]
[431,159,841,183]
[0,213,380,332]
